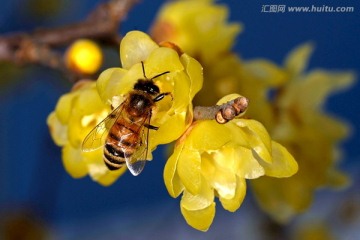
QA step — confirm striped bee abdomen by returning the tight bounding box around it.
[103,143,126,170]
[103,117,143,170]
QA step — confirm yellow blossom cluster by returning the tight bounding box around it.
[165,95,297,231]
[48,31,203,185]
[48,29,299,231]
[151,0,355,225]
[47,80,126,186]
[47,0,353,232]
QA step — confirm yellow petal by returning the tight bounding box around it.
[180,53,203,99]
[94,168,127,186]
[181,177,214,211]
[171,71,191,110]
[296,70,355,111]
[151,112,188,147]
[62,143,88,178]
[244,59,287,86]
[55,92,75,124]
[234,119,273,163]
[120,31,159,69]
[180,200,216,232]
[47,112,68,146]
[145,47,184,76]
[97,67,128,103]
[211,169,236,199]
[202,151,237,199]
[234,147,265,179]
[164,144,185,198]
[177,148,202,194]
[219,176,246,212]
[187,120,232,151]
[76,84,105,115]
[284,42,314,76]
[260,141,298,178]
[67,112,83,148]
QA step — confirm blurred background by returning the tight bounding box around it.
[0,0,359,239]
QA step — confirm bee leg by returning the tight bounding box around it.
[144,124,159,130]
[154,92,172,102]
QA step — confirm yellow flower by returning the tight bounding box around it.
[65,39,103,75]
[250,43,355,222]
[150,0,241,64]
[164,94,298,231]
[47,80,126,186]
[96,30,203,158]
[150,0,355,224]
[48,30,203,184]
[193,53,287,131]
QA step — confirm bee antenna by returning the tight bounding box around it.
[141,61,170,81]
[141,61,147,79]
[150,71,170,81]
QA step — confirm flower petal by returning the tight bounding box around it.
[234,119,273,163]
[234,147,265,179]
[284,42,314,76]
[55,92,75,124]
[151,112,188,147]
[62,143,88,178]
[97,67,128,103]
[187,120,232,151]
[180,200,216,232]
[164,144,185,198]
[244,59,287,86]
[177,148,202,195]
[145,47,184,76]
[260,141,298,178]
[120,31,159,69]
[202,151,237,199]
[47,112,68,146]
[219,176,246,212]
[180,54,203,99]
[181,177,214,211]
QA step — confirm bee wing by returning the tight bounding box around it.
[82,104,125,152]
[125,112,151,176]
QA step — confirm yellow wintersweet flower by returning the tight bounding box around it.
[96,30,203,159]
[164,94,298,231]
[47,80,126,186]
[65,39,103,75]
[48,30,203,184]
[151,0,241,64]
[151,0,355,225]
[250,43,355,222]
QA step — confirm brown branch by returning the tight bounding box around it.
[0,0,139,80]
[193,96,249,123]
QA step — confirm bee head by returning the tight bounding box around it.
[134,79,160,96]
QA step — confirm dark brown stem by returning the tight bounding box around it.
[193,96,249,123]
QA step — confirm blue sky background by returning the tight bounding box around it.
[0,0,359,239]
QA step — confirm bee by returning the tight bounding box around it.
[82,62,171,176]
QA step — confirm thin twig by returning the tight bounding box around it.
[193,96,249,123]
